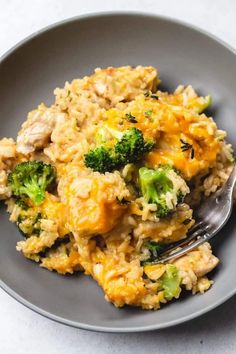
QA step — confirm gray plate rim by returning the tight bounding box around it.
[0,11,235,333]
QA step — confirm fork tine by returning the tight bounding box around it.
[161,226,208,256]
[183,220,204,236]
[187,220,205,235]
[156,232,211,263]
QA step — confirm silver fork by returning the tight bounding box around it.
[155,164,236,264]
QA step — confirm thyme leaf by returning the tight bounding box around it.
[180,139,195,159]
[125,113,137,123]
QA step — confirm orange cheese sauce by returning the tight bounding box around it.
[147,112,220,179]
[100,94,220,180]
[41,193,70,236]
[68,186,127,236]
[59,167,129,236]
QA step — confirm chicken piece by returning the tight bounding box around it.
[90,66,159,106]
[173,242,219,277]
[172,243,219,292]
[58,166,131,236]
[16,104,66,154]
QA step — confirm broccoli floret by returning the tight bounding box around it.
[8,161,56,206]
[159,264,181,300]
[17,212,42,237]
[139,165,173,217]
[15,198,29,210]
[84,128,154,173]
[84,146,116,174]
[139,165,189,218]
[115,128,154,164]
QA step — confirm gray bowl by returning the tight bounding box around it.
[0,12,235,332]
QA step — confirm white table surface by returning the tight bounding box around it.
[1,0,236,353]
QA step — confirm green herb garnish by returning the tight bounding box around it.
[180,139,195,159]
[144,110,153,118]
[150,94,159,100]
[141,240,166,265]
[144,92,159,100]
[125,113,137,123]
[183,218,192,225]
